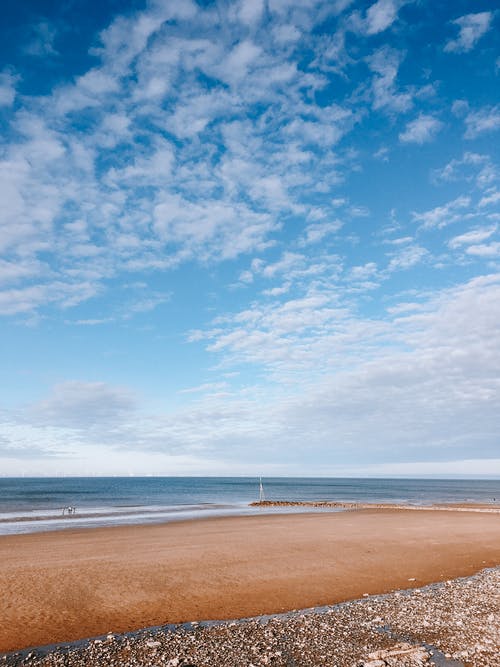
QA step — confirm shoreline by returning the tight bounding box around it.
[1,507,500,654]
[2,499,499,538]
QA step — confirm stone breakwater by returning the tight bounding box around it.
[2,568,499,667]
[250,500,500,514]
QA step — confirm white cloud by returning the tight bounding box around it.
[0,0,499,477]
[175,274,500,468]
[464,105,500,138]
[237,250,341,292]
[153,195,277,261]
[348,205,370,218]
[0,0,499,474]
[32,381,137,429]
[216,40,262,84]
[445,12,492,53]
[387,244,428,271]
[451,99,469,117]
[365,0,407,35]
[373,146,389,161]
[179,381,228,395]
[3,269,500,473]
[0,258,46,286]
[449,226,497,249]
[239,0,265,25]
[273,24,302,43]
[332,0,355,14]
[106,139,174,186]
[69,318,113,326]
[338,459,500,477]
[0,276,102,315]
[466,242,500,258]
[301,219,343,245]
[0,285,47,315]
[238,269,254,285]
[399,114,443,144]
[261,252,306,278]
[78,69,120,96]
[1,3,344,316]
[93,1,197,71]
[479,190,500,208]
[0,72,17,107]
[413,196,471,230]
[348,262,378,280]
[384,236,414,246]
[262,283,291,297]
[0,0,408,322]
[24,21,58,56]
[367,47,413,113]
[122,292,171,317]
[432,152,494,188]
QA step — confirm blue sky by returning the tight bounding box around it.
[0,0,499,477]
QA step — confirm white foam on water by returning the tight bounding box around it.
[0,502,343,535]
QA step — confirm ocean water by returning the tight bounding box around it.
[0,477,499,535]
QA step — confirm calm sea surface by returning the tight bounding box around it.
[1,477,499,535]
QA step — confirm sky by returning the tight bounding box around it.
[0,0,499,477]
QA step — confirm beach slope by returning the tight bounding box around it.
[1,508,499,652]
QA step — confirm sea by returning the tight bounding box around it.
[1,477,499,536]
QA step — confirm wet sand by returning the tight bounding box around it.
[8,567,499,667]
[1,508,500,653]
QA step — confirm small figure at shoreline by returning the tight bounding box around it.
[61,506,76,516]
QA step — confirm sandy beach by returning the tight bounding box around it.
[1,507,500,655]
[6,566,498,667]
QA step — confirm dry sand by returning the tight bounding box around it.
[1,508,499,653]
